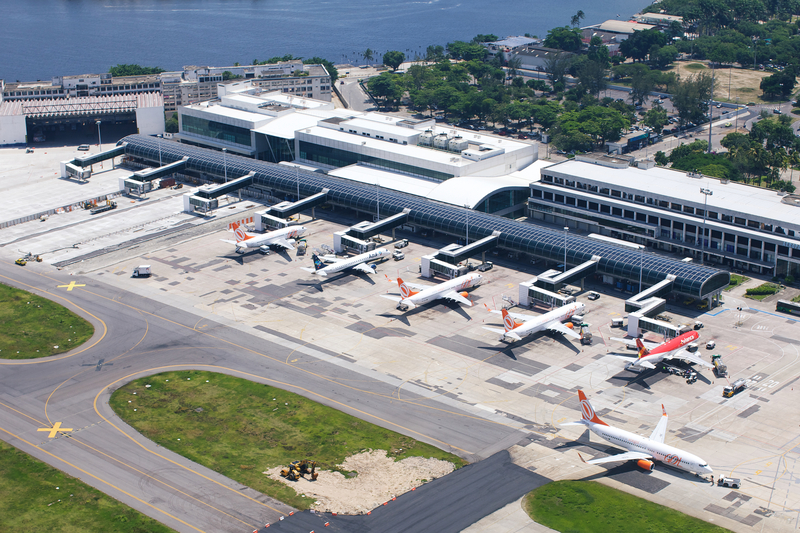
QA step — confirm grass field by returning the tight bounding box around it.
[724,273,750,291]
[668,60,771,104]
[0,283,94,359]
[0,439,175,533]
[109,370,468,509]
[524,480,731,533]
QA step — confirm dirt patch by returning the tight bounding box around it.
[668,59,771,104]
[264,450,456,514]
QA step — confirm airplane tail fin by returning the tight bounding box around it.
[501,309,520,333]
[232,222,253,244]
[397,277,418,298]
[577,390,608,426]
[311,254,325,271]
[635,338,649,358]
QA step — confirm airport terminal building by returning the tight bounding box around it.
[528,155,800,278]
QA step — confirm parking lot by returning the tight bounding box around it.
[3,147,800,532]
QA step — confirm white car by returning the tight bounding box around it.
[392,250,404,261]
[706,340,716,349]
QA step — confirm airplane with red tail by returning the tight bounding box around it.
[612,330,712,370]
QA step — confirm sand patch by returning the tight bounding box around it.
[264,450,456,514]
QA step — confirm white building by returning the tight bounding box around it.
[528,155,800,277]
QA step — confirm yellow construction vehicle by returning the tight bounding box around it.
[279,459,319,481]
[15,258,27,266]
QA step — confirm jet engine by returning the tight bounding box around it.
[459,291,469,298]
[637,459,655,471]
[565,322,574,329]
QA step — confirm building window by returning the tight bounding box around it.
[748,220,760,229]
[600,204,611,214]
[611,189,621,197]
[671,203,681,211]
[181,115,252,146]
[624,210,634,219]
[636,212,646,222]
[600,187,610,195]
[649,215,658,224]
[589,201,599,211]
[612,207,622,216]
[659,200,669,208]
[543,192,553,201]
[708,211,718,220]
[734,217,746,225]
[543,175,553,183]
[683,205,694,214]
[555,194,564,203]
[566,196,576,206]
[577,199,587,208]
[738,236,749,246]
[531,189,543,198]
[751,239,762,249]
[634,195,645,203]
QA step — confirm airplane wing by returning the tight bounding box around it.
[649,405,668,443]
[442,290,473,306]
[610,337,659,349]
[318,254,340,263]
[489,309,531,321]
[547,320,581,340]
[351,263,377,274]
[270,238,295,250]
[380,294,402,303]
[666,349,714,368]
[220,239,238,245]
[482,326,506,335]
[579,450,652,466]
[636,360,657,370]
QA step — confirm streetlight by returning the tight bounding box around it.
[222,148,228,183]
[639,245,644,292]
[735,97,740,131]
[376,183,380,221]
[464,205,470,246]
[296,166,300,201]
[563,226,569,273]
[96,120,102,151]
[700,187,713,265]
[157,134,162,167]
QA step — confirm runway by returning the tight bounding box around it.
[0,263,528,533]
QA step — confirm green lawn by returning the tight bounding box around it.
[0,283,94,359]
[0,439,175,533]
[744,282,781,301]
[525,480,731,533]
[724,273,750,292]
[109,370,468,509]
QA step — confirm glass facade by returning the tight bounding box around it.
[181,115,252,147]
[298,141,452,182]
[260,134,294,163]
[121,134,730,298]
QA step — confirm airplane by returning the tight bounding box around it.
[222,222,307,253]
[611,330,712,370]
[381,272,483,310]
[483,302,586,342]
[301,248,391,277]
[561,390,713,476]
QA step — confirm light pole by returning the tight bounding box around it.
[707,67,714,153]
[735,97,740,130]
[639,245,644,291]
[464,205,470,246]
[96,120,102,151]
[700,187,713,265]
[296,166,300,200]
[157,134,162,167]
[563,226,569,273]
[222,148,228,183]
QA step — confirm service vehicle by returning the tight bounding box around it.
[723,378,747,398]
[706,340,716,349]
[477,261,493,272]
[78,144,90,151]
[392,250,404,261]
[712,354,727,377]
[718,476,741,489]
[587,291,600,300]
[132,265,152,277]
[394,239,409,249]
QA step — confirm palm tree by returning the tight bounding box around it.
[363,48,374,64]
[571,10,585,27]
[789,149,800,183]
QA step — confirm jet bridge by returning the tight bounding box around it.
[124,158,188,197]
[347,209,410,241]
[264,189,329,220]
[420,232,501,279]
[624,275,683,338]
[518,278,576,308]
[535,257,600,292]
[60,144,127,179]
[194,172,254,199]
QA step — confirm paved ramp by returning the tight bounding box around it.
[259,450,548,533]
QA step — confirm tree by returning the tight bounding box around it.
[571,10,585,27]
[108,64,165,77]
[165,112,179,134]
[630,68,658,105]
[544,26,583,51]
[650,45,679,69]
[363,48,374,63]
[368,72,403,108]
[221,71,242,81]
[447,41,487,61]
[760,67,798,98]
[577,60,607,97]
[643,105,669,133]
[425,45,445,61]
[619,29,668,62]
[304,57,339,83]
[655,151,669,165]
[672,72,713,126]
[545,52,572,93]
[383,51,406,71]
[472,34,499,43]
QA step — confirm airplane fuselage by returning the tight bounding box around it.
[635,330,700,367]
[315,248,390,276]
[237,226,306,250]
[502,302,585,342]
[400,273,482,307]
[587,422,711,475]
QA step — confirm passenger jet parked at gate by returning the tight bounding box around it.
[611,330,712,370]
[381,273,483,311]
[483,302,586,342]
[301,249,391,277]
[222,223,306,253]
[561,390,713,475]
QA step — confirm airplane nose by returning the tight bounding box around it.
[704,466,714,475]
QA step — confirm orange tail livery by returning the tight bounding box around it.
[635,338,649,359]
[397,278,419,299]
[231,223,253,244]
[578,390,608,426]
[501,309,522,333]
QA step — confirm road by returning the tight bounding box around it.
[0,262,528,533]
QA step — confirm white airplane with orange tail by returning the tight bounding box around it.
[561,390,713,475]
[381,272,483,311]
[483,302,585,342]
[222,222,307,253]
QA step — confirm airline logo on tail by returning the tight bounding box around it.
[231,223,253,243]
[397,278,418,299]
[501,309,520,332]
[635,338,649,359]
[578,390,608,426]
[311,254,325,271]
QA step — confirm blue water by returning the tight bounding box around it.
[2,0,649,82]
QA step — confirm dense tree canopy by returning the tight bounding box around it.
[383,51,406,71]
[108,64,165,77]
[544,26,583,51]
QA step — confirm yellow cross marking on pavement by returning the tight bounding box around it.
[37,422,73,438]
[57,281,85,291]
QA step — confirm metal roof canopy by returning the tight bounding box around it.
[120,135,731,299]
[195,172,254,199]
[132,158,187,182]
[436,231,501,265]
[72,144,127,168]
[266,189,329,218]
[348,209,410,240]
[536,257,600,291]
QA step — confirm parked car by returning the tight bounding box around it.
[477,261,493,272]
[78,144,90,151]
[587,291,600,301]
[392,250,405,261]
